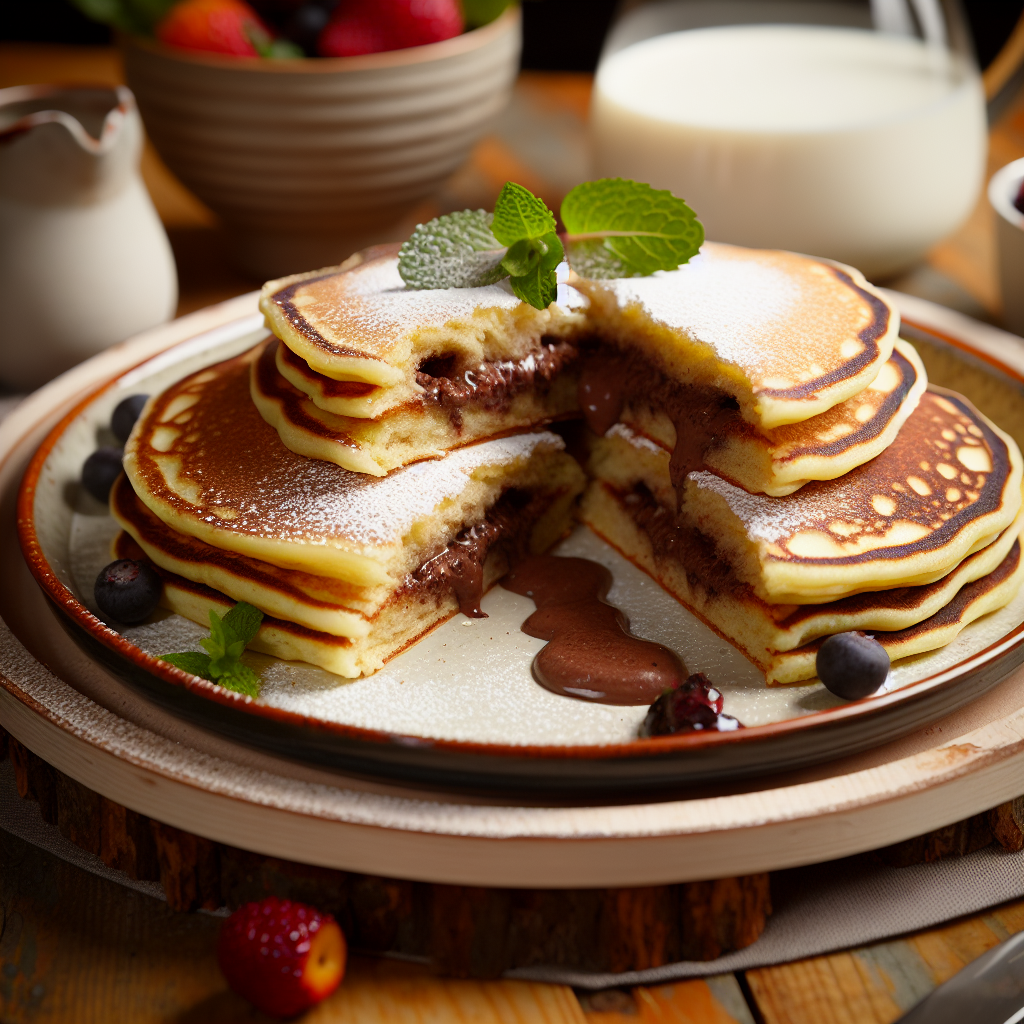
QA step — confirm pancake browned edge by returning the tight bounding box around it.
[258,244,589,417]
[112,464,583,678]
[251,337,580,475]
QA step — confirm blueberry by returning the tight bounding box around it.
[94,559,162,624]
[81,447,123,503]
[111,394,149,444]
[816,631,890,700]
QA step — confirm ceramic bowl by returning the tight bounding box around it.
[121,8,521,278]
[989,157,1024,337]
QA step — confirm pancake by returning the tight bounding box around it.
[684,388,1022,603]
[589,392,1023,605]
[259,245,588,417]
[769,538,1024,685]
[112,452,578,677]
[122,347,585,588]
[251,338,579,475]
[113,531,474,678]
[581,467,1023,682]
[612,339,926,497]
[575,242,898,429]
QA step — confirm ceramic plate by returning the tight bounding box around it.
[17,304,1024,795]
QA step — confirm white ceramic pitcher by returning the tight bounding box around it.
[0,85,177,392]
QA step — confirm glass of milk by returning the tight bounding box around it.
[591,0,986,279]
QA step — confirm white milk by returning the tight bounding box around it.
[592,25,986,278]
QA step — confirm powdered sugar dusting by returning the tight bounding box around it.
[691,471,831,543]
[186,432,560,548]
[607,422,665,455]
[292,433,562,547]
[600,244,880,388]
[277,257,587,358]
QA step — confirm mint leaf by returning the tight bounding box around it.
[160,651,214,678]
[398,210,507,290]
[215,662,261,699]
[223,602,264,647]
[507,232,564,309]
[491,182,556,247]
[561,178,704,279]
[161,602,264,697]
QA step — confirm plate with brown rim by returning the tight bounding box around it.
[16,294,1024,796]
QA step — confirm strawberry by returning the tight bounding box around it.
[318,0,463,57]
[156,0,274,57]
[217,897,346,1018]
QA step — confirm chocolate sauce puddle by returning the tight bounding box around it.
[578,352,739,510]
[501,555,686,705]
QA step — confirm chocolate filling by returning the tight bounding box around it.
[415,337,580,426]
[407,488,551,618]
[619,482,749,603]
[578,348,740,509]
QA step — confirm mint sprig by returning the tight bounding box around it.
[560,178,704,279]
[161,602,264,698]
[398,210,507,290]
[397,177,703,309]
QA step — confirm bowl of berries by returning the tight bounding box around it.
[75,0,520,278]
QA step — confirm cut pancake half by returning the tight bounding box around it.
[580,477,1024,685]
[251,338,579,475]
[113,447,579,679]
[574,242,899,429]
[612,339,926,497]
[113,532,515,678]
[259,245,588,415]
[111,468,580,642]
[123,347,584,587]
[683,389,1022,604]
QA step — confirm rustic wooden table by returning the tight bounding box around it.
[1,42,1024,1024]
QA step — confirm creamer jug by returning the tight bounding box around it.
[0,85,177,391]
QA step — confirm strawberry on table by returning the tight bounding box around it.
[318,0,463,57]
[157,0,276,56]
[217,897,347,1018]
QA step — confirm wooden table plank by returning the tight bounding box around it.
[745,898,1024,1024]
[578,977,756,1023]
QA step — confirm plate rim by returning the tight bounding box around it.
[15,308,1024,765]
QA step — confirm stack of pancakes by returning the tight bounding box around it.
[116,240,1023,686]
[116,246,589,676]
[576,245,1023,685]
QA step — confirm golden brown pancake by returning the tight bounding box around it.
[122,347,584,587]
[769,538,1024,685]
[251,338,579,476]
[113,456,580,678]
[581,470,1023,683]
[575,242,898,429]
[683,388,1022,603]
[259,245,589,416]
[614,339,926,497]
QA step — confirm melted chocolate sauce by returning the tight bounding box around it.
[501,555,686,705]
[410,489,542,618]
[577,350,740,508]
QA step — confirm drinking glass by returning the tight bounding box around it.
[591,0,985,279]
